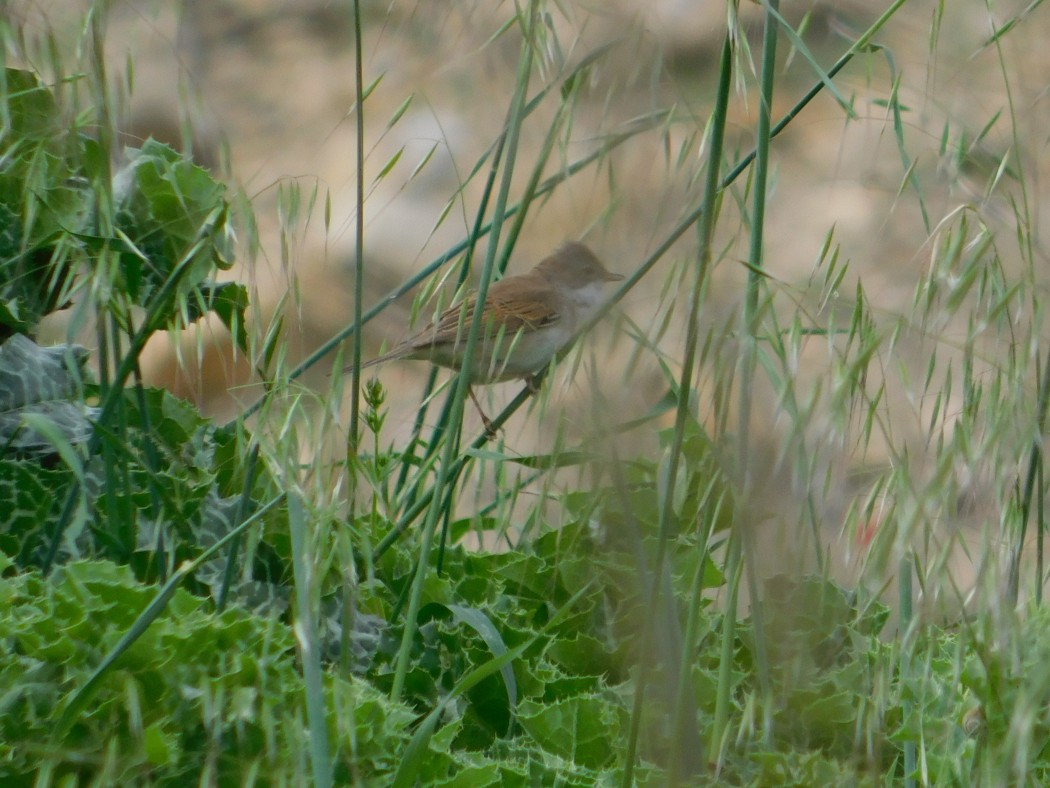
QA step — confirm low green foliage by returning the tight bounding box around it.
[0,557,419,785]
[0,475,1007,784]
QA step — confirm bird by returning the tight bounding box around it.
[350,241,623,430]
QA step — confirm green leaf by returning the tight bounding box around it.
[112,139,233,322]
[374,146,405,182]
[392,580,598,787]
[517,693,625,768]
[201,280,249,351]
[444,603,518,725]
[385,93,414,131]
[0,335,96,457]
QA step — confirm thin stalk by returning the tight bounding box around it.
[289,492,332,788]
[499,98,571,264]
[989,0,1039,608]
[623,31,734,788]
[399,130,509,512]
[900,553,916,787]
[373,378,537,562]
[216,441,261,612]
[1038,459,1045,605]
[401,92,567,532]
[392,365,439,499]
[1008,341,1050,604]
[736,0,779,749]
[711,530,743,769]
[389,2,539,702]
[347,0,366,454]
[670,486,726,784]
[131,362,168,581]
[98,316,122,556]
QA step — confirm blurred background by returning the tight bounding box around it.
[8,0,1050,610]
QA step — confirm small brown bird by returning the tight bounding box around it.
[352,241,622,428]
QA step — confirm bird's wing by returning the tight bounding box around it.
[420,294,482,347]
[487,279,561,332]
[417,276,560,348]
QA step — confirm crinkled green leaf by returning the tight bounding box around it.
[545,633,617,678]
[517,693,625,768]
[112,139,233,323]
[0,560,428,784]
[0,335,96,456]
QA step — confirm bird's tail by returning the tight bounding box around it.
[343,348,400,375]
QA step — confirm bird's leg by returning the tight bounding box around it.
[525,372,545,394]
[467,386,498,437]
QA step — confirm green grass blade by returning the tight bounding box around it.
[289,492,333,788]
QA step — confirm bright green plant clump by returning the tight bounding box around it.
[0,67,251,574]
[0,69,245,342]
[0,558,420,785]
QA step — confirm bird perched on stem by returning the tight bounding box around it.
[350,241,622,430]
